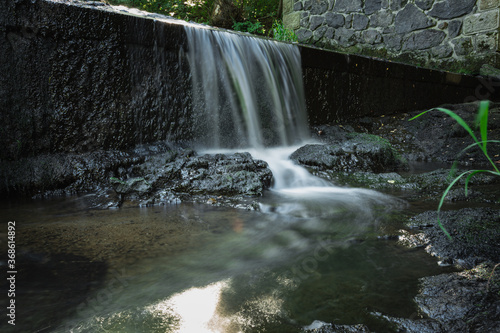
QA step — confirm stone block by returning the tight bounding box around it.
[384,34,403,50]
[284,12,302,30]
[480,0,500,11]
[293,1,303,11]
[334,27,358,47]
[325,27,335,39]
[402,29,446,50]
[313,26,329,41]
[464,10,499,35]
[362,30,383,44]
[448,20,463,38]
[310,0,329,15]
[428,0,476,19]
[452,36,474,55]
[283,0,294,14]
[475,33,498,53]
[370,10,394,27]
[395,4,434,34]
[365,0,382,15]
[415,0,434,10]
[296,28,313,42]
[352,14,369,30]
[333,0,363,13]
[391,0,408,11]
[325,12,345,28]
[310,15,325,31]
[431,44,454,58]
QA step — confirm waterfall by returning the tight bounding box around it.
[185,26,309,149]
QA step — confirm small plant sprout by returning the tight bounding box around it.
[410,101,500,239]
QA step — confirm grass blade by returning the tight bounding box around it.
[477,101,489,152]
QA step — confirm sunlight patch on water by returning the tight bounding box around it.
[147,280,230,333]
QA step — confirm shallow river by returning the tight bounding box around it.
[1,176,455,333]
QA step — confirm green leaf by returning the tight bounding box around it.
[410,108,479,143]
[477,100,489,152]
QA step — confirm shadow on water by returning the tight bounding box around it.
[0,251,107,333]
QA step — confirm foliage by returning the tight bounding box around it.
[108,0,216,23]
[410,101,500,239]
[109,1,280,29]
[271,20,298,42]
[233,20,264,35]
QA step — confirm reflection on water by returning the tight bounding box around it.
[0,184,456,333]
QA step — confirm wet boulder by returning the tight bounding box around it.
[403,208,500,267]
[290,131,408,173]
[131,151,273,201]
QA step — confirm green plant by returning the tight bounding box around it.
[410,101,500,239]
[233,20,264,35]
[271,20,298,42]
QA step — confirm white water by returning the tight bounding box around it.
[185,26,309,149]
[53,22,407,333]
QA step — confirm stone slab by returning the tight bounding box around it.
[464,10,499,35]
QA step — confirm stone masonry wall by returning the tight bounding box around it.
[284,0,500,73]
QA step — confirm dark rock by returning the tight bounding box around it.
[402,29,446,50]
[290,131,408,173]
[296,28,313,42]
[325,12,345,28]
[135,151,273,198]
[406,208,500,264]
[395,4,434,34]
[309,0,329,15]
[415,0,434,10]
[334,27,358,47]
[365,0,382,15]
[428,0,476,19]
[352,14,369,30]
[313,26,328,41]
[358,102,500,165]
[381,262,500,332]
[309,15,325,30]
[414,266,500,331]
[390,0,408,10]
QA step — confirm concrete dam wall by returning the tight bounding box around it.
[1,0,499,162]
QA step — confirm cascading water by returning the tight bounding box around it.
[186,25,329,191]
[186,26,309,150]
[50,20,416,333]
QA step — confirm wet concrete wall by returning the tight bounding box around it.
[301,46,500,125]
[1,0,192,161]
[1,0,499,162]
